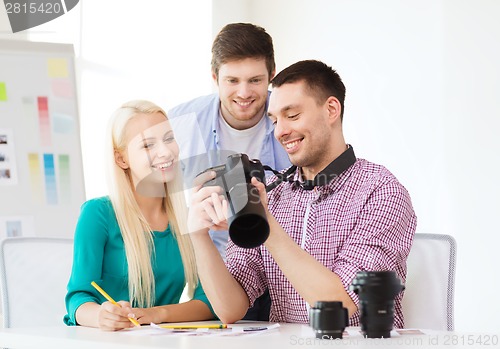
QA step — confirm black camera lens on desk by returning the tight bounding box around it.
[199,153,269,248]
[350,271,405,339]
[309,301,349,339]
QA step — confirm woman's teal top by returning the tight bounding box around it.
[64,196,213,325]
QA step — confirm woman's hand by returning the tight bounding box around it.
[188,170,229,234]
[127,306,157,325]
[97,301,136,331]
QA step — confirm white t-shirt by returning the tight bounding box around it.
[217,113,267,160]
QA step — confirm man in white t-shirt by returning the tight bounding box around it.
[168,23,290,259]
[168,23,290,321]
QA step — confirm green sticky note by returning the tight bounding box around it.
[0,82,7,101]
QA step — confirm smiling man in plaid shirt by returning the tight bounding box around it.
[188,60,417,328]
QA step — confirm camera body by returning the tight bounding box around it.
[200,153,269,248]
[350,271,405,338]
[203,153,266,189]
[309,301,348,339]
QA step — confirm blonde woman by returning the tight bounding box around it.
[64,100,214,330]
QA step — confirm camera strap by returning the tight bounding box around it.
[264,145,357,192]
[264,165,298,192]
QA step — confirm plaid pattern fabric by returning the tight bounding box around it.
[225,158,417,328]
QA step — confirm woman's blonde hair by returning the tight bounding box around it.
[106,100,197,307]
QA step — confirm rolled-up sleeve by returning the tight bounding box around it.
[333,180,416,326]
[224,241,267,307]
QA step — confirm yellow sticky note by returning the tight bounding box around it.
[0,82,7,101]
[47,58,68,78]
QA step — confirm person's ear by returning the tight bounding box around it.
[211,71,219,85]
[269,69,276,83]
[326,96,342,123]
[114,151,129,170]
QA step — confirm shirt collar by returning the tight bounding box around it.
[263,91,275,135]
[211,96,222,145]
[294,145,357,190]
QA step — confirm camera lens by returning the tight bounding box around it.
[198,153,270,248]
[350,271,404,338]
[228,184,269,248]
[229,214,269,248]
[309,301,348,339]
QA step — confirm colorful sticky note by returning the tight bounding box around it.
[53,113,75,134]
[43,153,58,205]
[38,96,52,146]
[22,96,36,120]
[47,58,68,78]
[58,154,70,204]
[28,153,43,203]
[0,82,7,101]
[51,79,73,98]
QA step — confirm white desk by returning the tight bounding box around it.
[0,321,497,349]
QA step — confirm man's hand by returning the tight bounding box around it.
[251,176,269,212]
[188,170,229,233]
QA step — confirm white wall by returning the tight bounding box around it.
[1,1,213,200]
[76,0,213,198]
[213,0,498,332]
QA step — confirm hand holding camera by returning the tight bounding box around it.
[193,153,270,248]
[188,170,229,234]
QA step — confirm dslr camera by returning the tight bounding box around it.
[350,271,405,338]
[199,153,269,248]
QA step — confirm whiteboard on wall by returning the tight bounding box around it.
[0,40,85,239]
